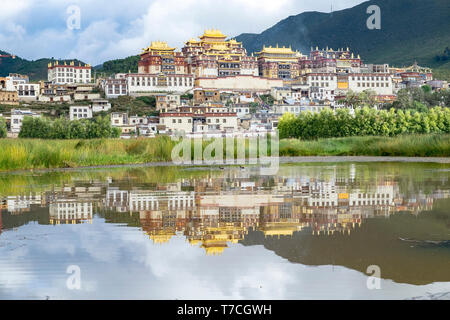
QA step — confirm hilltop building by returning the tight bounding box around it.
[48,60,92,84]
[256,45,303,79]
[300,47,363,74]
[138,41,188,75]
[182,29,258,78]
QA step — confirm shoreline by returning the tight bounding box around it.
[1,156,449,175]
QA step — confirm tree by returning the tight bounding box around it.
[276,107,449,140]
[342,90,361,108]
[0,117,7,138]
[18,115,120,139]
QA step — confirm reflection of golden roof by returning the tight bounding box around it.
[204,246,226,256]
[149,234,173,244]
[200,28,227,39]
[188,239,201,246]
[260,222,304,237]
[202,239,228,256]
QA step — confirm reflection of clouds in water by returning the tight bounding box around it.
[1,221,450,299]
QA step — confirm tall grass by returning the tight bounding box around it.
[0,134,448,172]
[279,134,450,157]
[0,137,178,171]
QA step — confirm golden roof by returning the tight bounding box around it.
[200,28,227,39]
[257,45,296,55]
[211,44,229,51]
[142,41,175,53]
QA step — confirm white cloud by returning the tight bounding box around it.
[0,0,366,64]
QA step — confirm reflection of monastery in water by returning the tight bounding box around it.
[1,169,448,256]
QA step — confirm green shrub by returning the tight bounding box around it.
[19,115,119,139]
[279,107,450,140]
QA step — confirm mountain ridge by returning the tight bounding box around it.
[235,0,450,70]
[1,0,449,81]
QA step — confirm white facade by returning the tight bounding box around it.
[16,83,40,101]
[74,93,101,101]
[37,95,71,103]
[204,113,239,132]
[92,99,112,113]
[310,87,335,102]
[70,106,93,121]
[348,73,393,95]
[306,74,338,91]
[104,75,128,98]
[230,106,250,118]
[48,64,92,84]
[272,104,328,116]
[270,87,292,101]
[160,113,193,133]
[127,74,194,94]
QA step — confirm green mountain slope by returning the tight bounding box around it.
[0,50,88,82]
[94,55,140,74]
[236,0,450,75]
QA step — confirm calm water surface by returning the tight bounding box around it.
[0,162,449,299]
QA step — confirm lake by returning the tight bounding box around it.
[0,162,449,300]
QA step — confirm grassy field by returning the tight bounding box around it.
[0,134,448,172]
[279,134,450,157]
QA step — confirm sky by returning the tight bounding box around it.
[0,0,367,65]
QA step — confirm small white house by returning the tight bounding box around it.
[11,109,41,133]
[70,106,93,121]
[92,99,112,113]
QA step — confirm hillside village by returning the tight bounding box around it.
[0,29,448,139]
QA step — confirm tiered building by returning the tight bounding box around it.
[138,41,188,74]
[182,29,258,77]
[256,45,303,79]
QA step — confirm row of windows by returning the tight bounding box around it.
[131,77,193,87]
[356,82,390,88]
[72,108,90,112]
[73,113,90,118]
[310,76,335,81]
[310,199,390,206]
[219,63,240,68]
[18,91,37,96]
[311,82,331,87]
[166,118,231,124]
[56,79,90,83]
[54,68,90,73]
[352,76,389,81]
[358,193,390,198]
